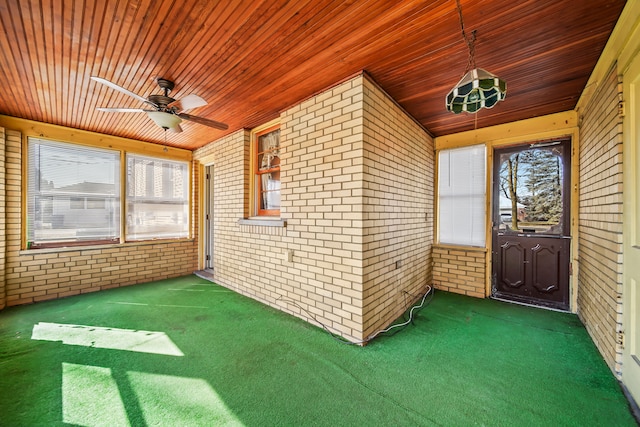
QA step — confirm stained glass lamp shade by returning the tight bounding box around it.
[446,68,507,114]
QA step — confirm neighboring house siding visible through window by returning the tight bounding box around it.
[254,125,281,216]
[27,138,121,248]
[26,138,190,249]
[438,144,486,247]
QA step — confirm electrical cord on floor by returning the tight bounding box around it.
[276,284,434,346]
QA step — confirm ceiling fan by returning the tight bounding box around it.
[91,76,228,133]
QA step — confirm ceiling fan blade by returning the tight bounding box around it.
[91,76,153,106]
[168,94,207,112]
[97,107,147,113]
[178,113,228,130]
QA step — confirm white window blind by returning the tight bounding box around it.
[438,144,486,246]
[27,138,120,247]
[126,154,190,240]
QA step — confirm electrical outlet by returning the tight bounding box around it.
[396,260,402,269]
[287,249,294,262]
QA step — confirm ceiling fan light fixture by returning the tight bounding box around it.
[446,68,507,114]
[146,111,182,130]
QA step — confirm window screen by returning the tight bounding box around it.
[126,154,189,240]
[27,138,120,247]
[438,144,486,246]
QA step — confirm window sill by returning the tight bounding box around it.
[20,238,195,255]
[237,218,286,227]
[434,243,487,252]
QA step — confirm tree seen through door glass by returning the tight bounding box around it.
[499,147,563,234]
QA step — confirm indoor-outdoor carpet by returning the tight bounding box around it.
[0,275,636,426]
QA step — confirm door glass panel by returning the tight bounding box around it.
[497,145,564,234]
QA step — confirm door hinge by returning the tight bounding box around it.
[206,173,210,180]
[569,262,573,276]
[617,330,625,348]
[206,214,209,220]
[205,255,210,261]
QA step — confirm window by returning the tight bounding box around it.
[438,144,486,246]
[26,138,191,249]
[254,125,281,216]
[27,138,120,248]
[126,154,190,240]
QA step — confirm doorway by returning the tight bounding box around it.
[491,139,571,311]
[204,165,214,270]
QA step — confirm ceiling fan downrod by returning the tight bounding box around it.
[149,79,176,112]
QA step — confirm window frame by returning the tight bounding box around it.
[26,138,122,249]
[24,136,192,250]
[252,122,281,217]
[125,153,191,242]
[437,144,487,247]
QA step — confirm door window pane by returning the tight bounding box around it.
[27,138,120,247]
[126,154,190,240]
[438,145,486,246]
[497,146,564,234]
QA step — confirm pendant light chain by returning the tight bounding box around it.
[455,0,476,73]
[445,0,507,114]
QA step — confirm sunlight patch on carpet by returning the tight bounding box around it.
[31,322,184,356]
[128,371,243,426]
[62,363,130,427]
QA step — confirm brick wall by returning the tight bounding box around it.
[194,74,434,342]
[432,244,486,298]
[578,66,623,375]
[194,129,287,303]
[1,129,198,307]
[361,77,434,337]
[280,76,367,340]
[0,127,5,309]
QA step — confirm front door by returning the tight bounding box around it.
[492,139,571,310]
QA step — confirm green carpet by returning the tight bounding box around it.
[0,275,635,426]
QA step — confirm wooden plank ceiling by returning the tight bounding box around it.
[0,0,626,150]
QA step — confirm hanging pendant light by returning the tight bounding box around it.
[446,0,506,114]
[446,68,507,114]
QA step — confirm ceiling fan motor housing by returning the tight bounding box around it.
[148,94,175,110]
[150,78,176,110]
